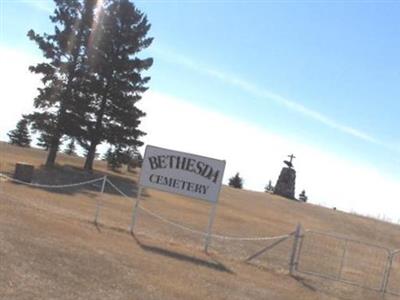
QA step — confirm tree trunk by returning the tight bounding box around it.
[45,145,58,167]
[83,83,109,171]
[84,141,98,171]
[45,135,61,167]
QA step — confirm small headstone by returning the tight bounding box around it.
[14,163,34,183]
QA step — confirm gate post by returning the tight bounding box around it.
[381,251,394,295]
[338,240,348,280]
[289,223,302,275]
[94,175,107,225]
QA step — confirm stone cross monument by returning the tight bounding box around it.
[274,154,296,199]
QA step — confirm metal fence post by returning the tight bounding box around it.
[289,223,302,275]
[94,175,107,225]
[295,228,304,267]
[338,240,348,280]
[381,251,394,295]
[0,169,5,195]
[129,185,142,234]
[0,172,3,195]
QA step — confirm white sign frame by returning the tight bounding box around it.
[130,145,226,252]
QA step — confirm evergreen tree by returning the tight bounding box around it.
[78,0,153,171]
[103,145,141,171]
[36,132,52,150]
[133,151,143,169]
[64,139,77,156]
[123,146,142,171]
[104,146,124,170]
[7,118,31,147]
[27,0,96,167]
[228,172,243,189]
[36,132,68,151]
[264,180,274,193]
[103,147,113,162]
[299,190,308,202]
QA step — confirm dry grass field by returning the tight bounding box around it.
[1,141,399,299]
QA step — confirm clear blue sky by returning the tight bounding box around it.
[0,1,399,218]
[140,1,400,178]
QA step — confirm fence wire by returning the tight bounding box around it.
[0,174,106,223]
[1,172,399,297]
[0,173,293,263]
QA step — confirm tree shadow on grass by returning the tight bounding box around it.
[131,234,235,274]
[3,163,146,198]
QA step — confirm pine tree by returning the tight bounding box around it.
[228,172,243,189]
[79,0,153,171]
[103,145,141,171]
[36,132,68,151]
[123,147,142,171]
[265,180,274,193]
[36,132,52,150]
[64,139,77,156]
[103,147,113,162]
[26,0,96,167]
[104,146,124,171]
[8,118,31,147]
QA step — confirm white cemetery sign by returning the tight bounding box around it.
[139,145,225,202]
[131,145,226,252]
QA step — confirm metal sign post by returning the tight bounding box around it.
[204,200,218,252]
[129,185,142,234]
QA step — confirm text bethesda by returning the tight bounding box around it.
[147,155,221,195]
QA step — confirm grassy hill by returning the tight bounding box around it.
[0,141,399,299]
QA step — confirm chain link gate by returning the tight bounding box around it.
[384,250,400,296]
[293,229,392,293]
